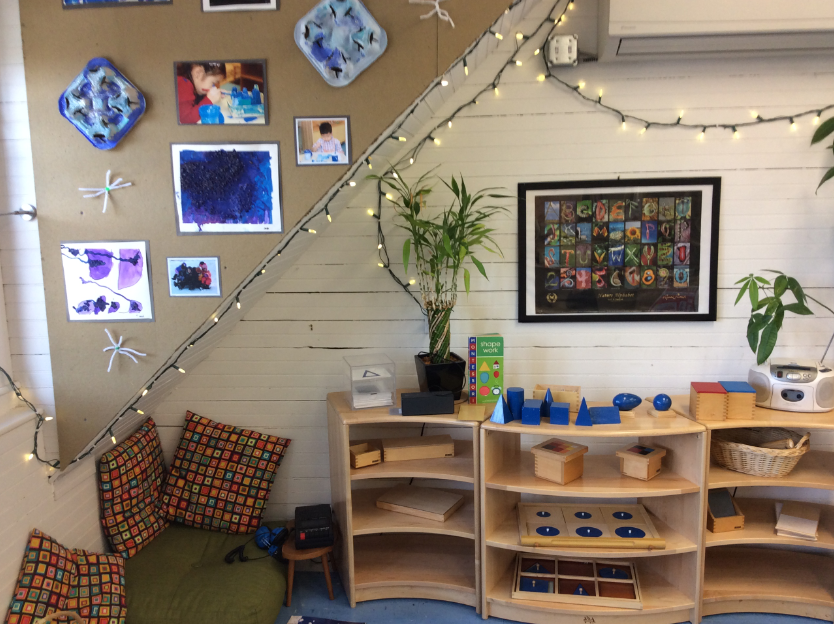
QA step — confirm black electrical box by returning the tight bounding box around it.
[294,504,334,550]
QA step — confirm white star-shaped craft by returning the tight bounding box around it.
[410,0,455,27]
[103,328,146,373]
[79,170,132,213]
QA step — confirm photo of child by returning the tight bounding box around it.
[175,60,267,125]
[294,117,351,166]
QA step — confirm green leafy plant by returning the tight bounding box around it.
[371,166,508,364]
[811,115,834,191]
[735,271,834,365]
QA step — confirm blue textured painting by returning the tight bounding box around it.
[172,143,283,234]
[294,0,388,87]
[58,58,145,150]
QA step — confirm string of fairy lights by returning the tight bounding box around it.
[15,0,833,470]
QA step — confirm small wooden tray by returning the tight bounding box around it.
[349,441,382,469]
[375,484,464,522]
[382,434,454,462]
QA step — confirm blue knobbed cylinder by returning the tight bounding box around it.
[613,393,642,411]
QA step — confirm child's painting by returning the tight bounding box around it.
[294,117,350,166]
[167,257,221,297]
[175,61,267,125]
[202,0,277,11]
[61,241,154,322]
[171,142,282,234]
[64,0,170,7]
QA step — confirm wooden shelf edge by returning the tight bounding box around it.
[355,584,478,607]
[701,598,834,622]
[487,601,692,624]
[708,450,834,491]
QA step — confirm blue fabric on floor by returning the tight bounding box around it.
[275,570,822,624]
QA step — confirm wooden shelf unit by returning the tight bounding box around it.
[479,417,707,624]
[328,391,481,609]
[698,407,834,622]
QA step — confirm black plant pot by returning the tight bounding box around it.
[414,352,467,400]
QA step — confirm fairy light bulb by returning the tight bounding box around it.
[409,279,416,285]
[171,364,186,374]
[698,128,706,141]
[142,387,149,397]
[569,0,574,8]
[537,74,545,82]
[45,415,53,421]
[367,208,375,216]
[366,158,372,169]
[111,434,117,445]
[640,126,647,135]
[751,111,759,119]
[515,60,523,66]
[493,31,503,40]
[448,120,453,129]
[378,262,385,268]
[516,32,524,40]
[385,193,394,201]
[377,243,383,250]
[236,296,241,309]
[534,48,540,55]
[441,78,449,86]
[410,157,414,165]
[621,119,626,130]
[790,118,797,131]
[393,172,398,178]
[26,452,34,461]
[733,127,740,139]
[433,137,441,146]
[261,268,266,274]
[494,86,500,96]
[464,59,469,76]
[213,317,219,323]
[577,81,585,90]
[813,113,821,125]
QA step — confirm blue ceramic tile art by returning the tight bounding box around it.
[58,58,145,150]
[294,0,388,87]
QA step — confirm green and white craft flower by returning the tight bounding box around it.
[79,169,132,213]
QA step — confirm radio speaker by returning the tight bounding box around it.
[748,370,772,404]
[817,377,834,409]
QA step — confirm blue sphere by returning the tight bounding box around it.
[653,394,672,411]
[613,393,642,411]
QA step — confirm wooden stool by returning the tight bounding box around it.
[282,520,335,607]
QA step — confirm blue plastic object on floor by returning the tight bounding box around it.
[590,405,621,425]
[575,398,592,426]
[548,401,570,425]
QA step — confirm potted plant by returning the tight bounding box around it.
[372,167,507,398]
[735,271,834,364]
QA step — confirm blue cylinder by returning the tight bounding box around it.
[506,387,524,422]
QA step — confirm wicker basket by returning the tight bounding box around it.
[710,428,810,478]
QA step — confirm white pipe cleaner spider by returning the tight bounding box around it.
[409,0,455,27]
[79,170,132,213]
[103,328,146,373]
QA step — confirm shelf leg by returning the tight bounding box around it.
[323,551,335,601]
[285,559,295,607]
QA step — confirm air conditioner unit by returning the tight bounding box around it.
[598,0,834,61]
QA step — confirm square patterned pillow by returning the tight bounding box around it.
[159,411,290,533]
[65,550,126,624]
[97,418,168,558]
[5,529,76,624]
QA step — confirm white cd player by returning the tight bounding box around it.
[748,358,834,413]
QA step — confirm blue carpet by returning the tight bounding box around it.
[276,570,822,624]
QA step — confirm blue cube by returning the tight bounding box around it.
[548,401,570,425]
[521,399,545,425]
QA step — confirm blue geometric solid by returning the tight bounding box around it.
[575,398,592,427]
[506,387,524,421]
[590,406,621,425]
[521,399,544,426]
[548,402,570,425]
[489,396,513,424]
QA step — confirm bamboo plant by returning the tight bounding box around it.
[372,167,507,364]
[812,114,834,191]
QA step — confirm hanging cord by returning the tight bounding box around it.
[0,365,59,469]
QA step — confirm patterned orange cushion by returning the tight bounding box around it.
[158,411,290,533]
[97,418,168,558]
[4,530,126,624]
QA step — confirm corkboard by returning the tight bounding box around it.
[19,0,512,464]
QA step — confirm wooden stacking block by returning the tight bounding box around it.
[382,434,454,462]
[707,489,745,533]
[719,381,757,419]
[689,382,728,421]
[531,438,588,485]
[616,444,666,481]
[375,484,464,522]
[458,403,487,422]
[349,441,381,469]
[533,384,581,412]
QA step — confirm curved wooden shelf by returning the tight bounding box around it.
[708,450,834,490]
[671,395,834,431]
[703,547,834,620]
[353,533,476,607]
[351,486,475,539]
[486,454,699,498]
[487,565,694,624]
[350,439,474,483]
[705,498,834,549]
[486,508,696,557]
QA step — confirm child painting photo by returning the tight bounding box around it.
[294,117,351,166]
[175,60,267,125]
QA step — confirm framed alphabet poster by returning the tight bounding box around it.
[518,177,721,323]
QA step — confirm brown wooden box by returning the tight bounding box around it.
[382,434,455,462]
[616,444,667,481]
[533,384,581,412]
[530,438,588,485]
[725,392,757,420]
[707,497,745,533]
[349,441,382,469]
[690,382,728,421]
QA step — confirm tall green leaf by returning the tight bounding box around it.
[402,239,411,273]
[774,275,788,297]
[817,166,834,192]
[811,116,834,145]
[747,316,762,352]
[471,256,487,279]
[757,321,780,365]
[735,279,750,305]
[463,268,471,295]
[749,280,759,308]
[783,302,813,315]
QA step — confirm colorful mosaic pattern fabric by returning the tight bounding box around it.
[65,551,126,623]
[159,411,290,534]
[5,530,126,624]
[97,418,168,558]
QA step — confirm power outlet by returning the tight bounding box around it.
[547,34,578,66]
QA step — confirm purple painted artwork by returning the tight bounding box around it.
[61,241,154,322]
[172,143,282,234]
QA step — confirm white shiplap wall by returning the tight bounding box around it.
[153,1,834,517]
[0,0,104,609]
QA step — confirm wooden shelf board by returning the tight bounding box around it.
[486,508,696,557]
[671,394,834,429]
[482,401,704,437]
[351,486,475,539]
[353,533,476,596]
[703,547,834,609]
[487,563,694,616]
[329,390,479,427]
[350,439,474,483]
[705,497,834,549]
[708,450,834,490]
[486,453,699,498]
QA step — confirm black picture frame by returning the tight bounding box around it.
[518,177,721,323]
